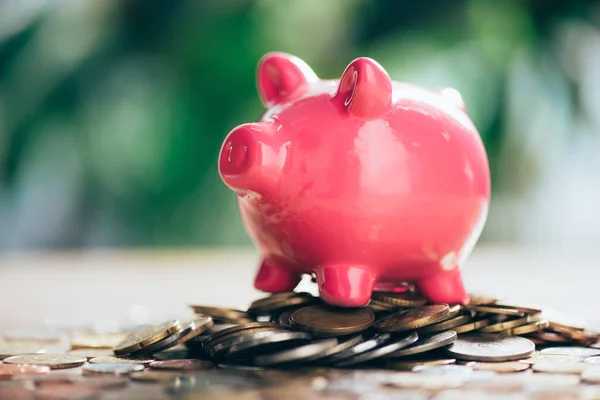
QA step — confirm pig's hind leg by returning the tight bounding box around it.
[254,258,302,293]
[417,267,470,304]
[316,265,376,307]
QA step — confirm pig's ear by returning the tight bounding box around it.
[333,57,392,120]
[257,52,318,108]
[440,87,468,113]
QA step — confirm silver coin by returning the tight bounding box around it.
[584,356,600,364]
[226,331,313,360]
[540,346,600,358]
[444,334,534,362]
[325,334,392,363]
[303,335,364,363]
[335,332,419,367]
[531,361,586,374]
[254,338,338,366]
[82,363,144,376]
[386,331,457,358]
[209,330,309,360]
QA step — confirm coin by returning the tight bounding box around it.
[500,319,550,336]
[249,292,298,309]
[149,359,214,371]
[132,320,194,355]
[209,330,309,360]
[468,293,500,305]
[490,302,543,315]
[277,310,295,329]
[581,366,600,384]
[69,331,127,350]
[550,327,599,345]
[204,325,281,357]
[386,330,457,358]
[532,361,586,374]
[68,348,114,360]
[528,331,570,344]
[3,354,87,370]
[418,313,471,334]
[0,343,45,360]
[479,315,533,333]
[367,299,397,312]
[189,305,249,320]
[444,334,535,362]
[89,356,154,365]
[465,305,525,317]
[452,317,495,334]
[129,370,183,383]
[469,361,530,373]
[388,357,455,371]
[374,305,450,332]
[326,333,392,363]
[254,338,338,366]
[541,346,600,357]
[584,356,600,364]
[371,292,427,307]
[0,364,50,379]
[114,320,181,355]
[248,292,317,314]
[519,353,582,365]
[82,363,144,376]
[226,331,312,360]
[206,322,278,343]
[290,305,375,335]
[302,335,364,363]
[334,332,419,366]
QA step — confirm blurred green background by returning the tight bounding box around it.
[1,0,600,250]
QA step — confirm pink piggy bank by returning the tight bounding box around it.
[219,52,490,307]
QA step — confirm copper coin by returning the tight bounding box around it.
[277,310,294,329]
[0,381,35,400]
[82,363,144,376]
[89,356,154,365]
[33,375,129,390]
[290,305,375,335]
[114,320,181,355]
[386,331,457,358]
[34,387,100,400]
[3,354,86,370]
[528,331,570,344]
[371,291,427,307]
[374,305,450,332]
[0,364,50,379]
[148,359,214,371]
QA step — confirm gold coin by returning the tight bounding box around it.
[0,342,46,360]
[479,315,533,333]
[468,293,500,306]
[290,305,375,335]
[189,305,249,320]
[371,291,427,308]
[500,320,549,336]
[465,305,525,317]
[451,317,494,334]
[70,331,127,350]
[248,292,316,314]
[89,356,154,365]
[367,299,397,312]
[114,320,181,355]
[490,302,543,315]
[3,354,86,370]
[374,305,450,332]
[417,313,471,334]
[388,357,456,371]
[249,292,298,309]
[469,361,530,373]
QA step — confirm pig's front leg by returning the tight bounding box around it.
[316,265,376,308]
[417,267,470,304]
[254,258,301,293]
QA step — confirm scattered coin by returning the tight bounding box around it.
[0,343,45,360]
[69,331,127,350]
[584,356,600,364]
[290,305,375,335]
[519,353,582,365]
[254,338,338,366]
[418,314,471,334]
[532,362,586,374]
[413,364,474,375]
[114,320,182,355]
[469,361,530,373]
[148,359,214,371]
[129,370,183,384]
[371,291,427,307]
[3,354,87,370]
[387,357,456,371]
[374,305,450,332]
[132,318,212,356]
[189,305,249,320]
[82,363,144,376]
[89,356,154,365]
[444,334,535,362]
[479,316,533,333]
[386,331,457,358]
[540,347,600,358]
[0,364,50,379]
[68,348,114,360]
[334,332,419,366]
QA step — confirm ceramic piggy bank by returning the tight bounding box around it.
[219,52,490,307]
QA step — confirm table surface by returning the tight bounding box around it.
[0,245,597,331]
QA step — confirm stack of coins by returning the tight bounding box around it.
[183,290,600,369]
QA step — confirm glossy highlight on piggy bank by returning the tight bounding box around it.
[219,52,490,307]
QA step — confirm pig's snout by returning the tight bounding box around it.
[220,127,252,177]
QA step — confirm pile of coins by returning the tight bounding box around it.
[2,290,600,399]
